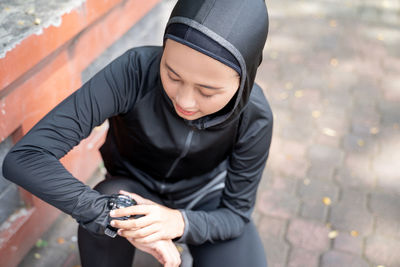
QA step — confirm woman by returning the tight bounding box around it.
[3,0,272,266]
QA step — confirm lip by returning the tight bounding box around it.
[175,103,197,116]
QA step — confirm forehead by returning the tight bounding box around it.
[162,39,238,80]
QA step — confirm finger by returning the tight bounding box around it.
[166,242,181,267]
[110,204,150,218]
[161,243,174,267]
[119,190,154,205]
[133,232,162,244]
[111,214,153,230]
[118,224,159,239]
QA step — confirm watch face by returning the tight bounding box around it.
[105,194,136,238]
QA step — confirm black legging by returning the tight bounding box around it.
[77,175,268,267]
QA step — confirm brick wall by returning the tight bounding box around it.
[0,0,161,266]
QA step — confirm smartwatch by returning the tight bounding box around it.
[105,194,137,238]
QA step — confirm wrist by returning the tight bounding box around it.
[174,209,185,238]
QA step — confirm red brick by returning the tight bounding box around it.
[0,0,124,91]
[71,0,160,72]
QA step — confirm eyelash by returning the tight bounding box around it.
[167,74,214,98]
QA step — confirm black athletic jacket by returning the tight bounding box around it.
[2,0,272,245]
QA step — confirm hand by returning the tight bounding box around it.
[127,238,181,267]
[109,190,185,243]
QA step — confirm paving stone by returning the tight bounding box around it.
[287,247,320,267]
[351,108,380,136]
[382,74,400,102]
[343,133,378,155]
[287,218,330,251]
[316,110,351,136]
[375,216,400,239]
[333,231,364,256]
[369,192,400,220]
[281,119,315,143]
[258,215,288,239]
[307,164,335,181]
[329,189,373,235]
[365,235,400,267]
[314,132,342,148]
[379,100,400,126]
[300,201,329,222]
[307,143,344,170]
[257,190,300,219]
[298,179,339,204]
[335,152,375,189]
[266,139,309,178]
[291,89,322,112]
[321,251,369,267]
[265,175,298,195]
[372,135,400,195]
[262,237,290,267]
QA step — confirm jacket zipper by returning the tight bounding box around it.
[165,129,194,178]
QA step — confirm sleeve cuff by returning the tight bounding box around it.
[173,209,189,243]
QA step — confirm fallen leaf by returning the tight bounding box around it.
[370,127,379,134]
[176,244,184,253]
[285,82,293,90]
[17,20,25,26]
[34,253,41,259]
[35,239,48,248]
[326,223,332,229]
[377,34,384,41]
[34,18,41,25]
[57,237,65,244]
[312,110,321,118]
[377,265,385,267]
[350,230,359,237]
[330,58,338,67]
[4,7,10,12]
[328,230,338,239]
[393,123,399,130]
[69,244,76,249]
[322,128,337,137]
[322,197,332,206]
[357,139,365,147]
[294,90,303,98]
[303,178,311,185]
[329,20,337,27]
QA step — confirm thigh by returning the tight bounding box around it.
[188,221,267,267]
[93,174,163,204]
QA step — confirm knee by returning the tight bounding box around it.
[93,178,132,195]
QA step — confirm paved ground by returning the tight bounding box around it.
[19,0,400,266]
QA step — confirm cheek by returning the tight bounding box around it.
[161,75,177,99]
[198,92,236,114]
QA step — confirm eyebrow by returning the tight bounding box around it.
[165,62,224,90]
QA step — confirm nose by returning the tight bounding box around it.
[175,85,196,110]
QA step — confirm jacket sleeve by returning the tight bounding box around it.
[177,95,273,245]
[2,49,139,234]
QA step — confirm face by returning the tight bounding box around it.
[160,39,240,121]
